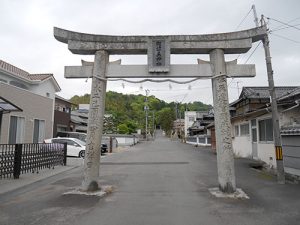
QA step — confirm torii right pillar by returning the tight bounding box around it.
[210,49,236,193]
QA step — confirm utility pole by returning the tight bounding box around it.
[178,104,182,140]
[175,102,178,120]
[152,111,155,139]
[261,16,285,184]
[145,89,150,141]
[252,5,259,27]
[252,7,285,183]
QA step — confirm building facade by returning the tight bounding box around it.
[230,87,300,171]
[0,60,60,144]
[53,95,72,137]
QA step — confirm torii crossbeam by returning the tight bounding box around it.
[54,26,267,193]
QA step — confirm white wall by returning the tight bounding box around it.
[115,137,135,146]
[257,143,277,168]
[231,119,252,158]
[184,111,196,137]
[0,72,56,100]
[232,136,252,158]
[29,80,56,99]
[231,105,300,169]
[232,114,277,168]
[0,73,14,84]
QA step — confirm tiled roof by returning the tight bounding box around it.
[0,60,53,82]
[55,95,74,104]
[71,115,87,124]
[72,110,88,118]
[278,87,300,101]
[74,125,87,132]
[240,86,299,99]
[0,60,30,79]
[281,125,300,135]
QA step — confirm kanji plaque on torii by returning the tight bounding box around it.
[54,26,268,193]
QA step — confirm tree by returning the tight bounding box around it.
[125,120,138,134]
[157,107,176,136]
[68,91,211,134]
[118,124,129,134]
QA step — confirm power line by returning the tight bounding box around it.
[270,33,300,43]
[235,8,253,31]
[233,7,255,61]
[244,41,262,63]
[271,16,300,31]
[267,17,300,32]
[271,23,300,32]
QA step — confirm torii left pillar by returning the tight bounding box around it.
[82,50,108,191]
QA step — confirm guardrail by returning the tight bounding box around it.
[0,143,67,179]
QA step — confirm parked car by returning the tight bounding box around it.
[56,132,87,142]
[44,137,86,158]
[56,131,108,154]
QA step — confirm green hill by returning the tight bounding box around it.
[69,91,211,135]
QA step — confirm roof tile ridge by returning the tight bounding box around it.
[0,60,30,78]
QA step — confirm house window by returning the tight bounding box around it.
[234,125,239,136]
[9,116,25,144]
[259,118,273,142]
[240,123,250,136]
[33,119,45,143]
[9,81,29,90]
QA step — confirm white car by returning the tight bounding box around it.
[44,137,86,158]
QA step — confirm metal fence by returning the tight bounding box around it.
[0,143,67,179]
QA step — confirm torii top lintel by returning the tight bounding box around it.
[54,26,267,55]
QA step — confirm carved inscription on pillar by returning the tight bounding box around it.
[85,81,103,167]
[148,37,170,73]
[82,51,108,192]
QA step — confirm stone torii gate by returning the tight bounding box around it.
[54,26,267,193]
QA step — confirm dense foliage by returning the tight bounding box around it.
[69,91,211,135]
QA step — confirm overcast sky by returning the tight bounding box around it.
[1,0,299,105]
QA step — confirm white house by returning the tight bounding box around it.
[230,86,300,172]
[184,111,210,137]
[0,60,61,144]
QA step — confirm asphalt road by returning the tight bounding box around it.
[0,132,300,225]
